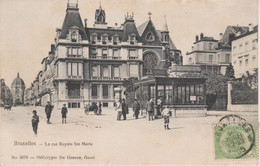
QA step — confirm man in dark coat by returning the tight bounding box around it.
[121,99,127,120]
[61,104,68,124]
[45,101,53,124]
[133,99,140,119]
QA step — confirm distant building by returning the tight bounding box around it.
[186,33,227,74]
[231,25,258,78]
[28,1,182,109]
[11,73,26,105]
[186,25,250,75]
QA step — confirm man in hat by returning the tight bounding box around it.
[133,99,140,119]
[61,104,68,124]
[45,101,53,124]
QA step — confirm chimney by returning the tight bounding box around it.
[84,19,88,28]
[219,33,223,40]
[115,23,118,28]
[195,35,199,42]
[200,33,204,40]
[249,23,254,31]
[51,44,55,53]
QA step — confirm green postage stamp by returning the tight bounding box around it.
[214,115,258,159]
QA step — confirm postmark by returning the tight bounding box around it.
[214,115,257,159]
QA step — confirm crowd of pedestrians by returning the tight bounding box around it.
[30,97,172,136]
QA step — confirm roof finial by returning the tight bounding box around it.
[99,0,102,9]
[17,72,19,77]
[148,11,152,20]
[162,14,169,32]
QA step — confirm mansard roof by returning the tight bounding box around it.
[59,7,87,40]
[122,19,141,41]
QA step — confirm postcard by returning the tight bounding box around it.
[0,0,258,165]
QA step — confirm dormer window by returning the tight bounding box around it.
[113,34,119,45]
[90,34,97,44]
[146,32,155,42]
[71,31,77,42]
[102,34,108,44]
[129,34,136,45]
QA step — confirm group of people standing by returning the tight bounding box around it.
[31,101,69,136]
[116,98,172,130]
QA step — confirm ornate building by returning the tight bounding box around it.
[29,1,182,108]
[11,73,26,105]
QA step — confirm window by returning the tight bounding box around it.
[90,35,97,44]
[90,47,97,56]
[67,47,83,57]
[102,34,108,44]
[145,32,155,41]
[68,83,80,97]
[113,35,119,45]
[245,59,248,66]
[173,84,204,105]
[129,64,139,77]
[252,40,256,50]
[239,44,243,52]
[71,31,77,42]
[129,34,136,45]
[209,43,213,50]
[239,60,242,67]
[113,49,119,57]
[112,66,120,78]
[67,63,82,77]
[102,66,109,78]
[209,55,213,62]
[225,54,230,63]
[165,85,172,104]
[102,85,109,98]
[129,49,138,57]
[245,41,249,51]
[102,49,108,57]
[217,54,220,62]
[91,85,98,97]
[92,66,98,77]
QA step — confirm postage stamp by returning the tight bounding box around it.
[214,115,258,159]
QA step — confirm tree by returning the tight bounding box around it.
[225,63,235,80]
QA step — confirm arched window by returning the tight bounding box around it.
[146,32,155,41]
[143,52,159,76]
[71,31,77,42]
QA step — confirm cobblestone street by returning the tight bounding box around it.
[0,106,258,165]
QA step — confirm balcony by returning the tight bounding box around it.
[66,96,83,99]
[89,56,122,60]
[128,56,139,60]
[68,75,83,79]
[90,77,121,80]
[67,54,82,58]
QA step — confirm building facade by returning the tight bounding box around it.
[27,2,182,109]
[11,73,26,105]
[0,79,12,106]
[186,33,230,75]
[231,25,258,78]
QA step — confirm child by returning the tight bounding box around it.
[161,106,171,130]
[32,110,39,136]
[61,104,68,124]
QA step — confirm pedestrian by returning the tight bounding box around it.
[98,101,102,115]
[121,98,127,120]
[146,98,154,121]
[61,104,68,124]
[115,99,122,120]
[161,106,171,130]
[133,99,140,119]
[45,101,53,124]
[32,110,39,136]
[156,97,163,119]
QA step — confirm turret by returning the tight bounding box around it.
[161,15,169,44]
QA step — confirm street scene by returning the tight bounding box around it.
[0,106,258,165]
[0,0,258,165]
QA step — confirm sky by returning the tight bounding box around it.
[0,0,258,88]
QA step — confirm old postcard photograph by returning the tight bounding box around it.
[0,0,258,165]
